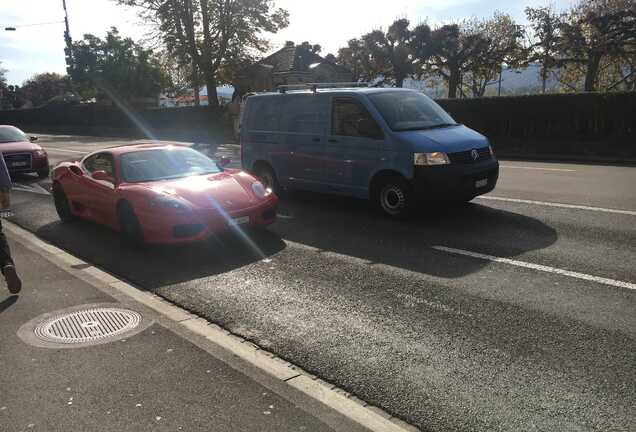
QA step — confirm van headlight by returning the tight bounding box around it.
[251,181,272,199]
[414,152,450,166]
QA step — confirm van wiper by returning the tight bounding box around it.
[419,123,459,130]
[397,123,459,132]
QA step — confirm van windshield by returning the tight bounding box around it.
[368,91,457,132]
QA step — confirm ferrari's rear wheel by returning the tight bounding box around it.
[53,183,75,223]
[118,202,145,248]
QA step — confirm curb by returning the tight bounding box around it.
[4,220,419,432]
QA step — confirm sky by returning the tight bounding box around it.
[0,0,576,86]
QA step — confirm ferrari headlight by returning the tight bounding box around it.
[251,181,272,199]
[149,196,189,211]
[414,152,450,166]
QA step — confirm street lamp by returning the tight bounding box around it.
[2,1,73,72]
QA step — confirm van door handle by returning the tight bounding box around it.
[328,139,338,143]
[311,137,321,142]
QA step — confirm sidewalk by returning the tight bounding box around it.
[0,227,371,432]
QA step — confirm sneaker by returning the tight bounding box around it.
[3,265,22,294]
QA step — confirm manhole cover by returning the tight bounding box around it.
[18,304,151,349]
[33,307,141,344]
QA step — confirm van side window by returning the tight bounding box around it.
[332,98,383,140]
[283,96,326,134]
[247,97,282,131]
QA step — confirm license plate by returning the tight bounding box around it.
[10,161,27,167]
[475,179,488,188]
[230,216,250,226]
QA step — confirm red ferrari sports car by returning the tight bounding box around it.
[0,125,49,178]
[52,144,278,245]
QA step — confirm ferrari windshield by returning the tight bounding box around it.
[0,127,27,143]
[368,91,457,132]
[120,147,221,183]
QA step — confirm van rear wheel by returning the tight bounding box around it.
[254,164,280,195]
[375,178,412,218]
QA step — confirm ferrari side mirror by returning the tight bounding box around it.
[218,157,231,168]
[92,170,115,183]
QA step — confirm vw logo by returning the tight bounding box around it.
[471,149,480,161]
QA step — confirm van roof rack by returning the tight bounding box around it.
[277,82,370,94]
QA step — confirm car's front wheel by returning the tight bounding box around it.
[118,202,145,248]
[37,168,50,179]
[375,177,412,218]
[52,183,75,223]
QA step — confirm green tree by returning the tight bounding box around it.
[558,0,636,91]
[0,62,7,109]
[418,23,488,98]
[337,38,376,82]
[525,5,562,93]
[118,0,289,107]
[361,19,417,87]
[20,72,71,107]
[69,27,169,103]
[463,13,526,97]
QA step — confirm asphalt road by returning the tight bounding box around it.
[8,134,636,432]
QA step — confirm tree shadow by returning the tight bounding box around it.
[0,295,18,314]
[35,220,286,290]
[273,190,559,279]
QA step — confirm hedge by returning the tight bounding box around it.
[436,92,636,160]
[1,91,634,160]
[0,104,231,142]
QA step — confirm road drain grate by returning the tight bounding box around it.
[34,307,142,344]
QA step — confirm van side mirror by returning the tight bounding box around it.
[29,136,39,142]
[358,118,383,140]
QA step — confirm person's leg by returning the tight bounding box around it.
[0,220,21,294]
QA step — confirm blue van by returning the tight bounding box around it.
[240,86,498,217]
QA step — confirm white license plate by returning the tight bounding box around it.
[10,161,28,167]
[475,179,488,188]
[230,216,250,226]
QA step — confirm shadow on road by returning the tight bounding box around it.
[0,295,18,314]
[35,220,286,290]
[273,190,558,279]
[10,174,556,286]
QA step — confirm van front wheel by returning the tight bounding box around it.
[254,164,280,195]
[376,178,412,218]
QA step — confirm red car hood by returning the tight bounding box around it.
[136,172,259,211]
[0,141,41,153]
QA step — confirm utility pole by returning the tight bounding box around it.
[62,0,74,75]
[498,66,503,96]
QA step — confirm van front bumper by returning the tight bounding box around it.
[411,159,499,200]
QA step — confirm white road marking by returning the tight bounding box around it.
[13,183,50,195]
[42,147,87,154]
[477,195,636,216]
[433,245,636,291]
[499,165,576,172]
